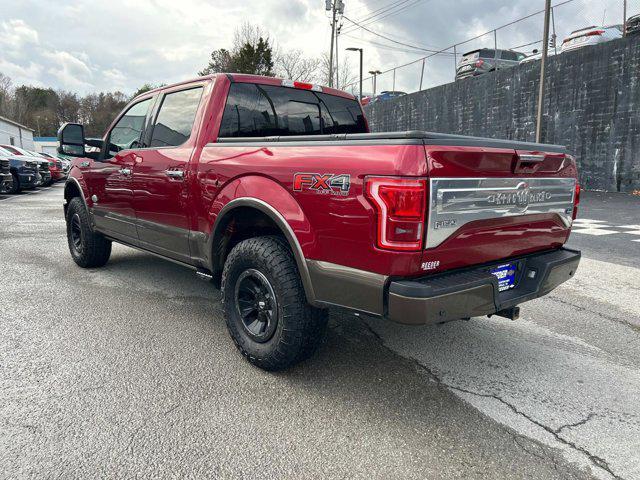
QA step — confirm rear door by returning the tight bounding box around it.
[89,96,155,243]
[132,84,205,263]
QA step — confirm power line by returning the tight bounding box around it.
[342,0,578,89]
[351,0,414,25]
[342,33,437,55]
[342,0,432,36]
[342,15,455,54]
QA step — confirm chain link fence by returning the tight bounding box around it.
[344,0,639,97]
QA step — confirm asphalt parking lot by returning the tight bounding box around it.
[1,185,638,479]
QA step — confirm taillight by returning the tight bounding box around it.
[475,59,484,67]
[281,79,322,92]
[365,177,427,251]
[586,30,605,37]
[572,182,581,220]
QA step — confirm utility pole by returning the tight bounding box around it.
[346,47,363,100]
[336,24,340,88]
[623,0,628,37]
[536,0,552,143]
[327,0,344,88]
[327,0,336,87]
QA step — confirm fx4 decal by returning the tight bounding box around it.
[293,173,351,196]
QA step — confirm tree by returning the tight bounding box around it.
[0,73,13,117]
[199,23,274,76]
[319,54,358,90]
[131,83,165,99]
[275,50,321,82]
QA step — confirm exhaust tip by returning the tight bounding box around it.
[495,306,520,321]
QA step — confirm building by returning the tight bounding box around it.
[0,115,35,150]
[33,137,58,155]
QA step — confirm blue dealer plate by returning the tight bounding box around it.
[491,263,517,292]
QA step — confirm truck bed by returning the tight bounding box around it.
[214,130,567,154]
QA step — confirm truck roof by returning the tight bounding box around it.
[139,73,356,101]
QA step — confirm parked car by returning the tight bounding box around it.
[561,25,623,53]
[369,91,407,104]
[360,95,372,106]
[519,48,558,64]
[626,14,640,36]
[0,146,39,193]
[456,48,526,80]
[0,145,52,186]
[39,152,68,181]
[58,73,581,371]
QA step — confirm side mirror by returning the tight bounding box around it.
[57,122,86,157]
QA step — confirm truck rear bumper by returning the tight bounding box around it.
[387,248,581,325]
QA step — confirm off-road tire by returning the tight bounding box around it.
[66,197,111,268]
[221,236,328,371]
[8,172,20,194]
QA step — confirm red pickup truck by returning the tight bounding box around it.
[58,74,581,370]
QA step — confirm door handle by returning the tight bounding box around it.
[165,169,184,179]
[119,167,132,176]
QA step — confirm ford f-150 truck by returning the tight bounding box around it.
[58,73,581,370]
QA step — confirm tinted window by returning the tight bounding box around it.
[2,145,20,155]
[150,87,203,147]
[218,83,367,138]
[500,50,520,61]
[108,98,152,157]
[479,49,496,58]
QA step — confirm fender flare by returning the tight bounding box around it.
[207,176,318,305]
[64,176,89,211]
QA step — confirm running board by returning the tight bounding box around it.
[195,269,213,282]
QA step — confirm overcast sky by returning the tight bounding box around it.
[0,0,635,96]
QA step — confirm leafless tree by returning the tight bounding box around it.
[319,54,357,90]
[0,72,14,117]
[275,50,321,82]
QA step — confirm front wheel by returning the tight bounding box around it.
[221,236,328,371]
[65,197,112,268]
[8,173,20,194]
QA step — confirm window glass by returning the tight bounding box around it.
[500,50,520,61]
[218,83,367,138]
[2,145,20,155]
[150,87,203,147]
[479,49,496,58]
[108,98,152,157]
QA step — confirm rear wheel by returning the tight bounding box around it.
[221,236,328,371]
[66,197,111,268]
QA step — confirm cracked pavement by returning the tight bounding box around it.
[1,185,638,479]
[366,192,640,480]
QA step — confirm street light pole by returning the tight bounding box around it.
[346,47,363,100]
[536,0,552,143]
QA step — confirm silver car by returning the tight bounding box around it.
[561,25,623,53]
[456,48,526,80]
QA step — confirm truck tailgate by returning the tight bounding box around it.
[421,144,578,273]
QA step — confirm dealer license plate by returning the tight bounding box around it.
[491,263,517,292]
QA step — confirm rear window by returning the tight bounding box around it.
[500,51,521,61]
[478,49,496,59]
[2,145,20,155]
[218,83,367,138]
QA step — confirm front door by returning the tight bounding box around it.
[89,97,154,244]
[132,85,204,263]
